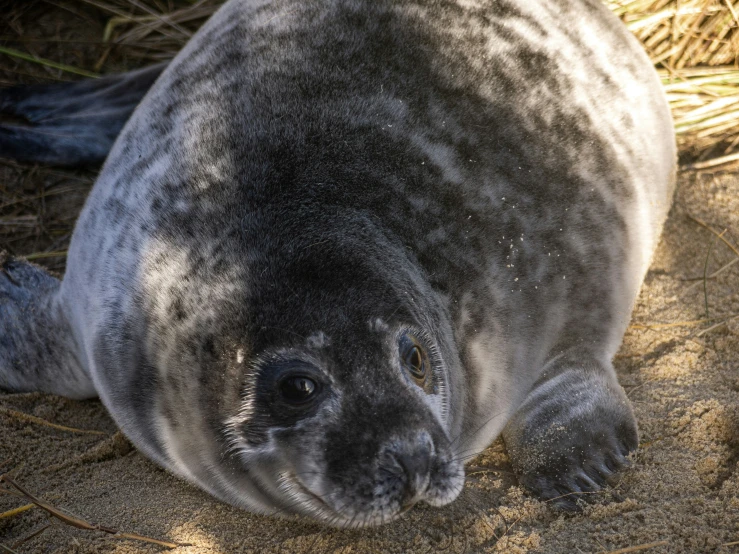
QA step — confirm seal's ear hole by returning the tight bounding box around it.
[399,334,432,393]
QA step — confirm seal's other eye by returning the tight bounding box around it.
[279,376,318,404]
[400,334,431,390]
[406,346,426,380]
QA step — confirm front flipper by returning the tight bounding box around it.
[502,349,638,510]
[0,253,94,399]
[0,62,166,166]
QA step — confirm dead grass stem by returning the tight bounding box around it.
[0,407,106,435]
[0,476,187,549]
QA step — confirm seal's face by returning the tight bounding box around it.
[225,321,464,526]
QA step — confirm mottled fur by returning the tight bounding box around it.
[0,0,675,524]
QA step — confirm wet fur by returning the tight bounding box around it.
[0,0,675,523]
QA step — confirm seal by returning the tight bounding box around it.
[0,0,676,526]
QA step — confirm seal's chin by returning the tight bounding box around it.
[283,474,412,528]
[292,479,400,527]
[277,463,466,529]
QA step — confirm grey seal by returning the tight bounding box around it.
[0,0,676,526]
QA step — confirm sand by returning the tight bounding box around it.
[2,2,739,553]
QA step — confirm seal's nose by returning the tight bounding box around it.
[384,431,435,506]
[394,447,431,484]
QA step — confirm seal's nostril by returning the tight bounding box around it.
[393,450,431,485]
[385,434,435,504]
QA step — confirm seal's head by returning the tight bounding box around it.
[219,236,466,526]
[137,224,467,527]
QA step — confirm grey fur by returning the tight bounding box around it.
[0,0,675,525]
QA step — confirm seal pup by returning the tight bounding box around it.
[0,0,676,525]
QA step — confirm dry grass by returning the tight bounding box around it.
[607,0,739,163]
[0,475,184,549]
[69,0,224,67]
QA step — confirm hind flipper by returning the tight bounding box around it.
[0,253,95,399]
[0,62,166,166]
[503,349,638,510]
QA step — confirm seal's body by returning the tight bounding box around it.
[0,0,675,525]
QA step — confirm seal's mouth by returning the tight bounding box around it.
[288,473,333,511]
[286,472,409,528]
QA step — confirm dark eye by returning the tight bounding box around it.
[279,376,318,404]
[406,346,426,380]
[400,335,430,389]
